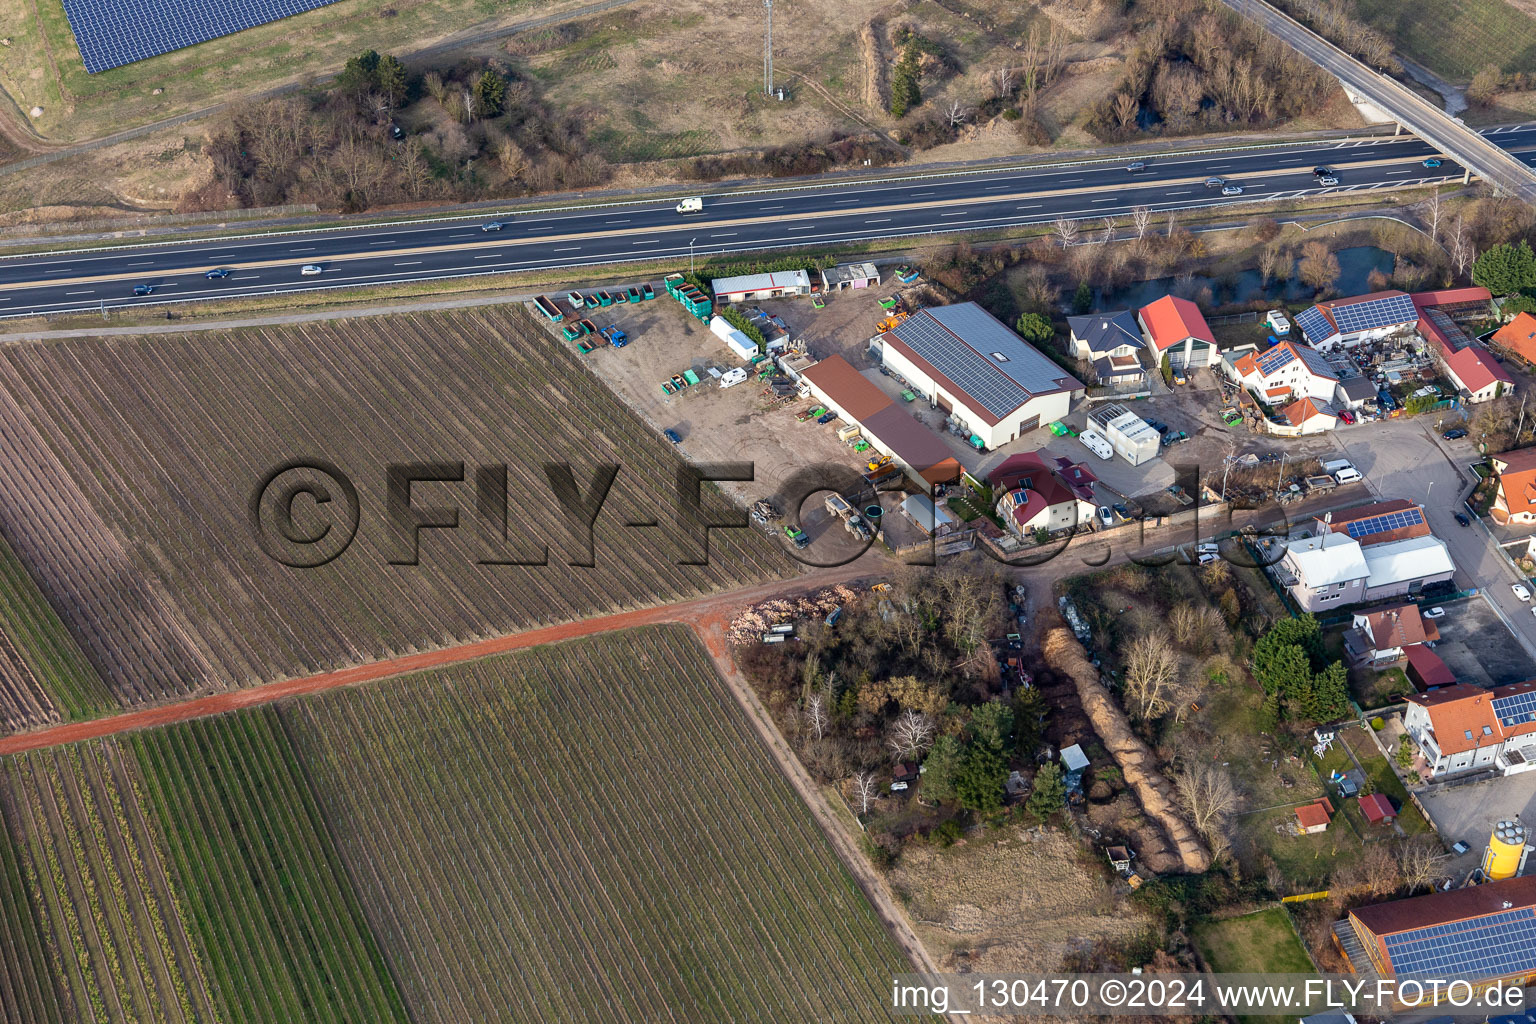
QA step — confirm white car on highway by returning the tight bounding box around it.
[1514,582,1532,602]
[300,264,323,276]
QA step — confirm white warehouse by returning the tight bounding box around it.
[871,303,1083,450]
[1088,404,1160,466]
[709,315,759,362]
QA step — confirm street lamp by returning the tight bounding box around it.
[690,237,697,274]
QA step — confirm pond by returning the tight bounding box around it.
[1094,245,1395,311]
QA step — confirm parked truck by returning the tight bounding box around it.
[824,493,854,519]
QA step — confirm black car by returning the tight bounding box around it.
[663,429,682,444]
[1312,167,1330,178]
[1112,502,1132,521]
[481,221,505,232]
[132,284,153,295]
[1442,428,1468,440]
[1146,419,1169,434]
[1454,511,1472,527]
[205,268,231,279]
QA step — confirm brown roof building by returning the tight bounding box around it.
[1343,875,1536,985]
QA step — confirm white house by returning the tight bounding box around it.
[1067,310,1146,386]
[1294,291,1420,350]
[1403,681,1536,778]
[873,303,1082,450]
[990,451,1095,536]
[1224,339,1338,403]
[1138,295,1218,370]
[1278,396,1337,435]
[1276,532,1369,611]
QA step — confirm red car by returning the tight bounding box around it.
[1339,409,1356,425]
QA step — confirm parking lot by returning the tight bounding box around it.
[1415,770,1536,877]
[1427,595,1536,688]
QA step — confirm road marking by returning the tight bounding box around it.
[940,211,969,217]
[835,198,859,204]
[606,219,629,224]
[473,253,504,259]
[64,290,94,295]
[1017,204,1041,209]
[1062,178,1081,183]
[395,261,423,266]
[126,261,154,267]
[1091,197,1117,202]
[1167,190,1191,196]
[231,275,260,280]
[292,247,316,252]
[43,268,74,274]
[710,233,738,238]
[984,184,1008,190]
[913,191,934,197]
[761,205,783,210]
[554,246,581,252]
[788,225,815,230]
[631,239,661,245]
[449,234,474,239]
[866,218,891,223]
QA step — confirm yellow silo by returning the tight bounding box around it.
[1482,820,1527,881]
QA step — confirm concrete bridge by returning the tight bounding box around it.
[1222,0,1536,202]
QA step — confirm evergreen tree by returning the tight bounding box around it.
[1472,240,1536,296]
[970,702,1015,756]
[921,735,962,804]
[1015,312,1054,344]
[955,742,1006,813]
[338,49,382,97]
[889,43,923,117]
[1072,280,1094,314]
[473,71,507,118]
[376,54,408,109]
[1026,762,1065,822]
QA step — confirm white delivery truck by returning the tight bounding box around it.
[676,197,703,214]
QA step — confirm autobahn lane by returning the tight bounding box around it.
[2,126,1533,318]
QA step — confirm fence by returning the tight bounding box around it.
[1281,890,1331,903]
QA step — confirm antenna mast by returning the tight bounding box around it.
[763,0,774,96]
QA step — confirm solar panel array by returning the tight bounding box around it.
[1382,907,1536,979]
[62,0,343,73]
[1256,344,1297,376]
[893,305,1070,418]
[1295,306,1336,343]
[1493,690,1536,728]
[1328,292,1419,335]
[1343,506,1425,539]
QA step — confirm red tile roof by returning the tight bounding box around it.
[1139,295,1215,351]
[1404,643,1456,690]
[1361,604,1438,649]
[1295,800,1331,829]
[993,452,1083,517]
[1494,448,1536,518]
[802,355,892,422]
[1438,336,1513,394]
[1360,793,1396,824]
[1405,680,1536,755]
[1280,396,1330,426]
[1494,312,1536,364]
[1352,874,1536,940]
[1411,286,1494,309]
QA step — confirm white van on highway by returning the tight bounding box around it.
[676,197,703,214]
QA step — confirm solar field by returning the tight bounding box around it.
[61,0,343,72]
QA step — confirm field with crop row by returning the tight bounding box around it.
[127,710,410,1024]
[283,624,914,1023]
[0,306,785,731]
[0,743,216,1024]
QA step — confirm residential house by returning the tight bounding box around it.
[1277,516,1455,611]
[1137,295,1218,370]
[1491,447,1536,525]
[1415,288,1512,404]
[1067,311,1146,386]
[1492,311,1536,366]
[1277,532,1370,611]
[1402,680,1536,777]
[1294,291,1420,350]
[1313,500,1431,545]
[873,303,1083,450]
[1279,396,1337,434]
[1341,875,1536,991]
[991,450,1096,537]
[1359,793,1397,826]
[1344,603,1439,667]
[1224,339,1339,403]
[1295,797,1333,834]
[1334,375,1378,410]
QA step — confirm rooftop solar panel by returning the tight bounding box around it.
[890,305,1072,418]
[1382,907,1536,979]
[1295,306,1336,343]
[62,0,343,73]
[1329,293,1418,335]
[1493,691,1536,728]
[1343,507,1425,539]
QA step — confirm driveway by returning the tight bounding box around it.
[1327,416,1536,663]
[1427,596,1536,689]
[1415,771,1536,875]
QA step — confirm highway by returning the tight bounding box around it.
[2,126,1535,319]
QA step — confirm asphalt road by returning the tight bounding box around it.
[3,126,1535,319]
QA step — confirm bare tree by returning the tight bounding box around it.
[1123,630,1185,720]
[1112,91,1140,132]
[1169,603,1221,655]
[399,138,433,200]
[1297,239,1342,291]
[1098,216,1116,247]
[990,65,1016,100]
[1175,761,1239,837]
[1423,189,1443,244]
[1132,205,1152,243]
[1258,243,1285,286]
[1396,835,1446,893]
[1165,210,1178,238]
[945,98,971,129]
[1449,215,1476,278]
[1053,217,1080,250]
[851,769,879,815]
[888,708,935,762]
[805,691,828,741]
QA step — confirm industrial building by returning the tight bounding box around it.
[709,270,812,303]
[798,355,963,485]
[1337,873,1536,993]
[1087,404,1160,466]
[871,303,1082,450]
[820,263,880,291]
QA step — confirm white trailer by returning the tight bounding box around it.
[1089,404,1160,467]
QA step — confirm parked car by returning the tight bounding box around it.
[1145,419,1169,434]
[1221,184,1244,196]
[1172,370,1187,385]
[481,221,505,232]
[1513,582,1531,602]
[131,284,154,295]
[300,265,323,276]
[1112,502,1132,521]
[663,429,682,444]
[1455,511,1472,527]
[1424,607,1446,619]
[1339,409,1356,425]
[1126,161,1147,172]
[1443,428,1468,440]
[1097,506,1115,528]
[205,268,231,279]
[1423,158,1442,168]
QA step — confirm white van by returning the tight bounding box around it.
[1320,458,1353,475]
[676,197,703,214]
[1334,467,1363,484]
